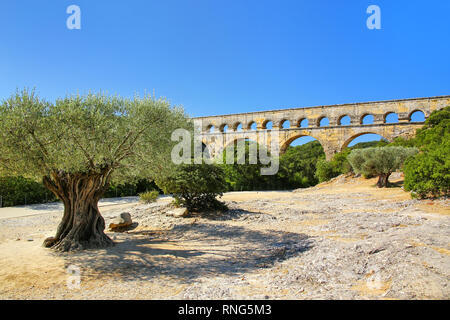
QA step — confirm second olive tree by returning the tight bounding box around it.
[347,146,418,188]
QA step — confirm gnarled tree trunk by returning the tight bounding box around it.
[43,170,114,252]
[376,173,391,188]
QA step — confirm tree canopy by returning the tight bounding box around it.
[0,89,191,251]
[0,89,190,183]
[220,140,325,191]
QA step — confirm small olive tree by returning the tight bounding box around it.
[0,89,190,251]
[347,146,418,187]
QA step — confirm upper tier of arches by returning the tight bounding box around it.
[204,109,427,133]
[197,96,449,134]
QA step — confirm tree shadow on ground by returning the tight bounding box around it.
[61,214,313,284]
[188,208,264,221]
[387,180,404,188]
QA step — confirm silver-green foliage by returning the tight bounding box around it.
[0,89,191,183]
[347,146,418,187]
[139,190,160,203]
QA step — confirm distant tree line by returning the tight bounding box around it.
[220,140,325,191]
[0,176,161,208]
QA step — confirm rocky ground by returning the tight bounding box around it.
[0,174,448,300]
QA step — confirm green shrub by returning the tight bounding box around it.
[315,148,352,183]
[0,176,56,207]
[389,136,417,148]
[139,190,160,203]
[220,140,276,191]
[156,163,228,213]
[315,159,338,183]
[221,140,325,191]
[404,144,449,198]
[276,141,325,189]
[403,106,450,198]
[348,146,418,187]
[352,140,389,149]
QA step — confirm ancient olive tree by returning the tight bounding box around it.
[0,90,190,251]
[347,147,418,188]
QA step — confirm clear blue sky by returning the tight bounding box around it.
[1,0,449,121]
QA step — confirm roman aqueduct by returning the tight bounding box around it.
[195,96,450,160]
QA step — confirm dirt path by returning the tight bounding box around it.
[0,175,448,300]
[0,197,139,220]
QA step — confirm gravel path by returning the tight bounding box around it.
[0,196,139,220]
[0,176,448,300]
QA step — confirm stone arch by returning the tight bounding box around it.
[280,119,290,129]
[219,124,229,133]
[247,121,257,130]
[221,138,240,154]
[280,133,324,154]
[341,132,390,150]
[262,120,273,129]
[219,137,264,164]
[298,118,309,128]
[317,116,329,127]
[409,109,426,122]
[338,115,351,125]
[384,112,399,123]
[206,124,215,133]
[360,114,374,125]
[232,122,243,131]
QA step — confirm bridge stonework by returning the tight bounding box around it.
[195,96,450,160]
